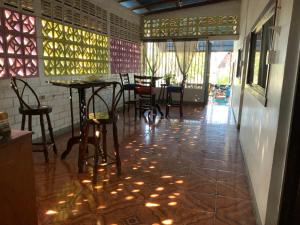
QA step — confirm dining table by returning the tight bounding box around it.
[48,79,110,172]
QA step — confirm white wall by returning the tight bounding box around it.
[231,0,296,224]
[0,0,140,139]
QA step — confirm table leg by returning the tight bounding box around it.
[78,88,87,173]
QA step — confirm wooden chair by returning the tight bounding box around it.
[158,83,168,103]
[10,77,57,162]
[166,76,187,118]
[119,73,136,114]
[80,82,123,179]
[134,75,156,119]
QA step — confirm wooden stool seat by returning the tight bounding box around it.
[19,105,52,115]
[88,112,112,123]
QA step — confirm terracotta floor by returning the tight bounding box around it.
[35,104,257,225]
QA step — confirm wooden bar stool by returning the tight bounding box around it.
[166,76,187,118]
[10,77,57,162]
[80,82,123,180]
[119,73,136,114]
[158,83,168,103]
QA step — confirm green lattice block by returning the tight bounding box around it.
[89,48,97,60]
[82,47,90,60]
[75,61,84,74]
[64,25,74,42]
[65,60,76,75]
[43,40,55,57]
[42,20,54,38]
[44,59,55,76]
[89,62,96,74]
[73,28,82,43]
[53,22,64,40]
[74,45,83,59]
[65,44,75,58]
[102,36,108,47]
[90,33,96,46]
[82,30,90,45]
[96,34,102,46]
[54,60,65,76]
[83,61,91,74]
[54,42,65,58]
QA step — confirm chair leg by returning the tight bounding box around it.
[93,125,100,182]
[134,99,137,119]
[28,115,32,131]
[21,114,26,130]
[158,86,163,102]
[180,93,183,117]
[113,122,121,175]
[101,124,107,163]
[166,92,170,117]
[127,90,131,112]
[122,91,126,114]
[39,114,49,162]
[46,113,57,154]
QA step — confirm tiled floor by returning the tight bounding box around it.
[35,104,257,225]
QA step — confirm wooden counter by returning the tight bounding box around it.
[0,130,38,225]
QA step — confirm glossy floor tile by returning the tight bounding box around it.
[34,104,257,225]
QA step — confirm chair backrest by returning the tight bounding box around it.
[119,73,130,85]
[10,77,40,110]
[134,75,152,87]
[86,82,123,121]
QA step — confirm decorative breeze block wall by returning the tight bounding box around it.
[143,15,239,40]
[42,19,109,76]
[110,13,140,42]
[110,38,141,74]
[0,7,38,78]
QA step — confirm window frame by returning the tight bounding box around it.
[246,3,276,106]
[236,49,242,78]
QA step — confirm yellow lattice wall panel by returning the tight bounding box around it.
[143,15,239,40]
[42,19,108,76]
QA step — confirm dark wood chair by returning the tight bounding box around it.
[166,76,187,118]
[119,73,136,114]
[10,77,57,162]
[134,75,156,119]
[158,83,168,103]
[80,82,123,180]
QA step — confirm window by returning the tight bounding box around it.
[247,14,275,91]
[166,41,175,51]
[0,8,38,78]
[236,49,242,78]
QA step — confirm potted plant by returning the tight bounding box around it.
[164,73,175,85]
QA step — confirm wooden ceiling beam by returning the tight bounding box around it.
[130,0,178,10]
[143,0,232,15]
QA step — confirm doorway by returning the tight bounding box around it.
[208,41,233,106]
[279,54,300,225]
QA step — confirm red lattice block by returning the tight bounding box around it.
[110,38,141,74]
[0,7,38,78]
